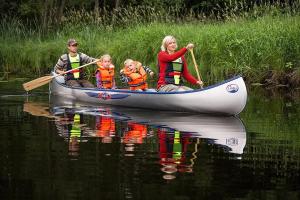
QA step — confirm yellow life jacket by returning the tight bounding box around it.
[68,54,81,79]
[70,114,81,138]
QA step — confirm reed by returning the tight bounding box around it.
[0,4,299,87]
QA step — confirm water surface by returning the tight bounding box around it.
[0,82,299,200]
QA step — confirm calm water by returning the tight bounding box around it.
[0,82,300,200]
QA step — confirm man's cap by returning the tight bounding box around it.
[67,39,78,46]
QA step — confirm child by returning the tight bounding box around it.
[120,59,154,91]
[95,54,116,89]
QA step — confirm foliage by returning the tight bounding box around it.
[0,1,300,87]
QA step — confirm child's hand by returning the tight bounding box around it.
[150,72,155,78]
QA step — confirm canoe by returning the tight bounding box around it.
[48,97,246,155]
[49,73,247,115]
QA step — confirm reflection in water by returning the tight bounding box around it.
[122,122,148,157]
[2,88,299,199]
[158,128,195,180]
[55,112,84,158]
[95,109,116,143]
[23,96,246,181]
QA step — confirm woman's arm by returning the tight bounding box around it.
[158,47,187,62]
[181,57,198,84]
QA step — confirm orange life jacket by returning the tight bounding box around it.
[122,63,148,90]
[96,64,115,89]
[96,116,115,137]
[122,123,147,144]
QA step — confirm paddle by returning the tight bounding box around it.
[189,48,204,89]
[23,60,98,91]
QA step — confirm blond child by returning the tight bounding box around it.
[120,59,154,91]
[95,54,116,89]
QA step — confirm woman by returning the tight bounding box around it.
[157,35,203,92]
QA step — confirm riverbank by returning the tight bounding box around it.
[1,14,299,88]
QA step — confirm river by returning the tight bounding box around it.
[0,80,299,199]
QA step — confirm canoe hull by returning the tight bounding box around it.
[49,75,247,115]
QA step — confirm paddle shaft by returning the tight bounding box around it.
[55,59,99,78]
[189,49,203,89]
[23,59,98,91]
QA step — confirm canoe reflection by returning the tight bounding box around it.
[49,98,246,152]
[23,97,246,179]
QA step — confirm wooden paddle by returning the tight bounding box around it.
[23,60,98,91]
[189,48,204,89]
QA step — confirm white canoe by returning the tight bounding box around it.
[49,73,247,115]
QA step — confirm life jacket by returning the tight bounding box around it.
[122,123,147,144]
[172,131,182,163]
[70,114,82,140]
[96,64,115,89]
[158,129,191,166]
[164,57,184,85]
[96,116,115,137]
[122,63,148,90]
[65,53,83,81]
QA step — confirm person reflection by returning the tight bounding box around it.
[55,111,85,158]
[121,122,147,156]
[158,127,193,180]
[95,109,116,143]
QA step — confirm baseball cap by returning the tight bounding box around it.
[67,39,78,46]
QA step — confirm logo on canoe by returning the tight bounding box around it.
[226,84,239,93]
[226,138,238,146]
[98,92,111,100]
[85,92,130,100]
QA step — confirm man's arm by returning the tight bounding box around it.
[80,53,97,64]
[54,54,67,74]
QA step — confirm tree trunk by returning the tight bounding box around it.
[42,0,50,31]
[95,0,99,18]
[115,0,120,9]
[57,0,66,24]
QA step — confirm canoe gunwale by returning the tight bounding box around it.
[51,73,243,95]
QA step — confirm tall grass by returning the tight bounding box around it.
[0,4,300,86]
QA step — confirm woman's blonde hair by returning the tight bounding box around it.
[99,54,112,62]
[161,35,177,51]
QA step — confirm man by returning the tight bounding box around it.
[54,38,97,87]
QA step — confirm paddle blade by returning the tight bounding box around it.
[23,75,54,91]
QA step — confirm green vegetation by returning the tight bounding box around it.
[0,1,300,87]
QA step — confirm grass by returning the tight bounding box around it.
[0,5,300,87]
